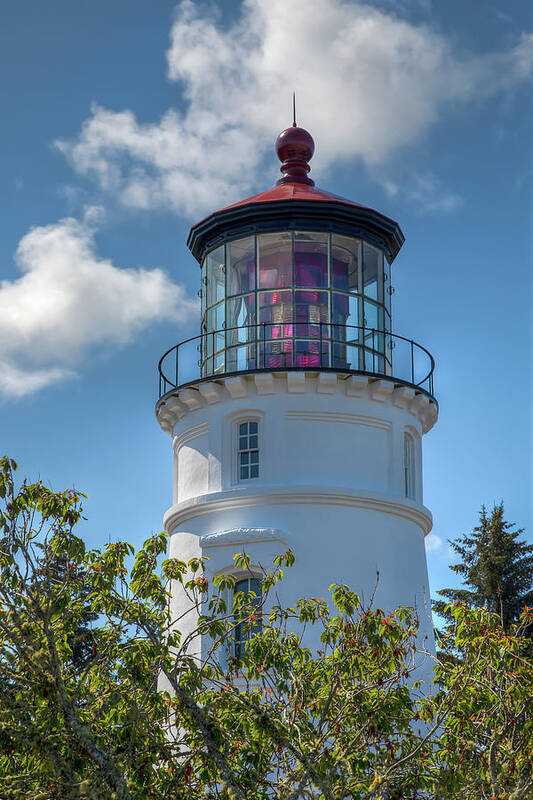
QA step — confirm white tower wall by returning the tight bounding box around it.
[157,370,438,685]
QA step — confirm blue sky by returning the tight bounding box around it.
[1,0,531,601]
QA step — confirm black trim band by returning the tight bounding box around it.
[187,199,405,264]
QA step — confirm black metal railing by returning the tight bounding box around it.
[158,323,435,399]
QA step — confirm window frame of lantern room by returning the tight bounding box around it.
[234,417,261,484]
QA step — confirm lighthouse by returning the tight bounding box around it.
[155,121,438,676]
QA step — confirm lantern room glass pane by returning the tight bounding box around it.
[207,301,225,333]
[261,340,293,369]
[258,233,292,289]
[214,352,225,372]
[201,257,207,319]
[333,341,359,370]
[332,293,361,370]
[226,293,255,371]
[205,332,225,356]
[228,237,255,296]
[294,290,328,338]
[331,235,359,292]
[227,294,256,338]
[294,339,329,369]
[332,293,359,339]
[384,255,392,320]
[258,290,293,339]
[226,344,256,373]
[364,299,383,331]
[294,232,328,288]
[364,327,385,374]
[206,246,225,307]
[363,243,383,302]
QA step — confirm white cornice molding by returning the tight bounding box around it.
[284,410,391,432]
[199,527,289,548]
[155,372,438,435]
[173,422,209,454]
[164,485,433,536]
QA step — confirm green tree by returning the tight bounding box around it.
[1,456,532,800]
[30,550,99,671]
[429,602,533,799]
[434,503,533,631]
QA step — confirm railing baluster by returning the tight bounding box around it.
[200,329,203,377]
[411,340,414,385]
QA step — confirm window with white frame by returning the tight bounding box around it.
[233,576,262,658]
[403,432,415,500]
[237,420,259,480]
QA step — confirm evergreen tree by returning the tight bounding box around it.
[434,502,533,630]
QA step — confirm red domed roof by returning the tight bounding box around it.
[187,123,405,263]
[222,180,374,214]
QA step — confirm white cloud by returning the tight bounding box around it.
[0,209,196,398]
[425,533,444,553]
[382,173,464,213]
[56,0,533,217]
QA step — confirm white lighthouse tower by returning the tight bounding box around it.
[155,122,438,676]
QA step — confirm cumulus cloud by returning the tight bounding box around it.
[0,209,196,398]
[56,0,533,216]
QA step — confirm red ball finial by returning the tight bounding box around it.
[275,121,315,186]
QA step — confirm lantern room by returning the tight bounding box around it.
[158,123,435,400]
[199,230,390,375]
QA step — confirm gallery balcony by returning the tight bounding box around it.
[157,323,436,403]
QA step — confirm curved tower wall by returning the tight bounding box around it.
[157,370,438,683]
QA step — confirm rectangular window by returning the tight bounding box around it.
[234,576,262,658]
[404,433,415,499]
[238,420,259,480]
